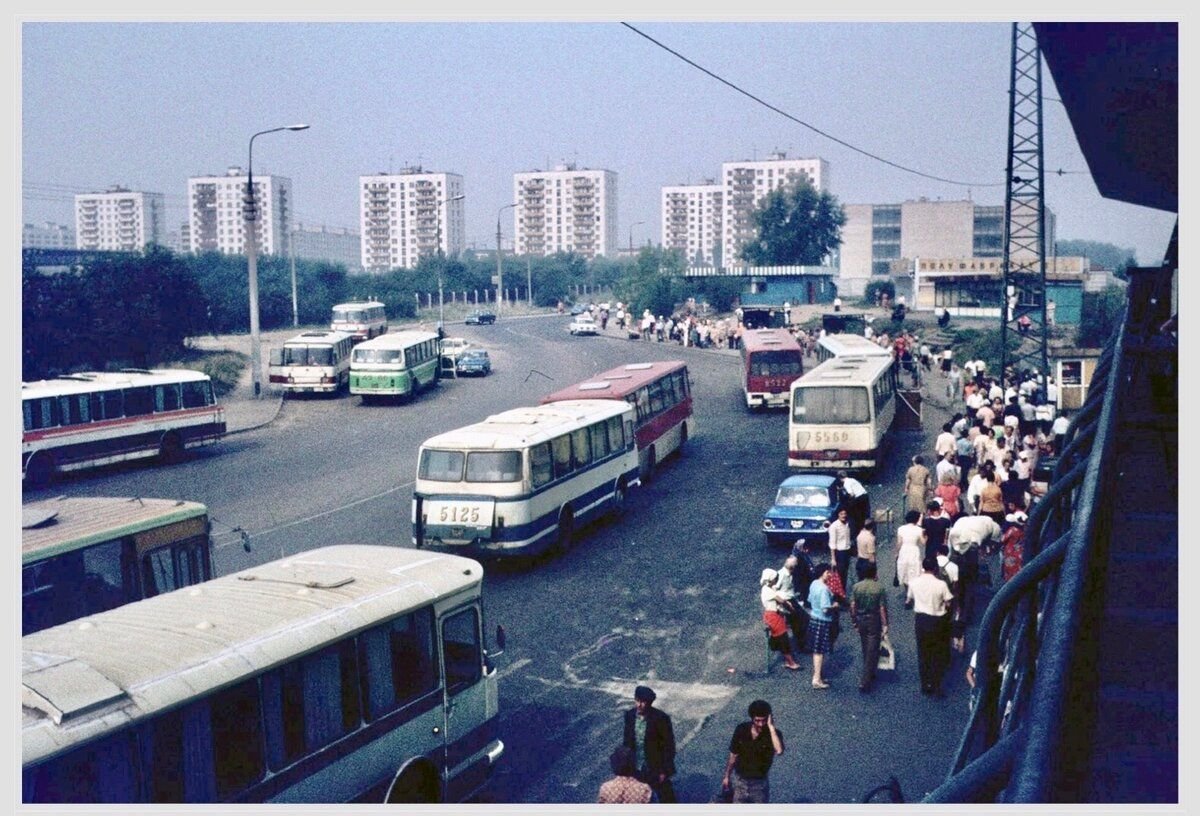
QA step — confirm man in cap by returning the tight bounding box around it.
[623,685,677,802]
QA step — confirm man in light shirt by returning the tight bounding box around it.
[827,508,853,590]
[908,555,954,696]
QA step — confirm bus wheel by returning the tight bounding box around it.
[386,764,439,803]
[553,508,575,555]
[159,432,185,464]
[25,452,55,486]
[610,479,627,519]
[640,447,657,484]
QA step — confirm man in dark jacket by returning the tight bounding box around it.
[622,685,676,803]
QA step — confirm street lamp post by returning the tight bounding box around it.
[435,193,466,330]
[629,220,646,256]
[495,202,519,317]
[245,123,309,398]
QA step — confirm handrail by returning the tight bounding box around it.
[923,302,1128,803]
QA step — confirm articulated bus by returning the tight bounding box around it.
[414,400,639,556]
[815,332,892,365]
[22,545,505,804]
[331,300,388,342]
[268,330,354,395]
[788,354,897,477]
[22,496,213,636]
[740,328,805,410]
[540,360,693,482]
[350,330,441,403]
[22,369,226,485]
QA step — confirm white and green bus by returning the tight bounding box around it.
[268,330,355,395]
[22,544,505,804]
[413,400,640,557]
[350,329,441,403]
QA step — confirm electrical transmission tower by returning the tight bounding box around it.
[1000,22,1050,393]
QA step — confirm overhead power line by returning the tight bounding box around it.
[621,22,1006,188]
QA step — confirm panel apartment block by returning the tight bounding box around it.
[720,152,828,266]
[292,223,362,271]
[74,188,165,252]
[661,181,723,266]
[513,164,617,259]
[359,169,465,271]
[187,167,293,257]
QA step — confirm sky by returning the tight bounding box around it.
[19,20,1179,265]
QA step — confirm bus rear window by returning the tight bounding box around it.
[466,451,522,483]
[750,351,802,376]
[419,449,465,482]
[792,387,870,424]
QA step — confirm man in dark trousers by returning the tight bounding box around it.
[623,685,677,803]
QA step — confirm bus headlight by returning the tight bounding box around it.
[794,431,810,449]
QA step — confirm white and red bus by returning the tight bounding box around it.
[331,300,388,342]
[22,369,226,485]
[541,361,693,482]
[740,328,804,410]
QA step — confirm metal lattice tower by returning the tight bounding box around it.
[1000,22,1049,392]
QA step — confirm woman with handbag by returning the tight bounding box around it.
[805,564,839,689]
[760,568,802,671]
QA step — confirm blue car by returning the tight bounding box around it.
[761,474,838,548]
[455,349,492,376]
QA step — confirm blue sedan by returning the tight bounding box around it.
[455,349,492,376]
[761,474,838,548]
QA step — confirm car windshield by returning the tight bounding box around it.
[774,485,831,507]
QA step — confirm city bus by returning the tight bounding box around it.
[788,354,897,477]
[815,332,892,365]
[22,369,226,486]
[740,328,805,410]
[22,496,213,636]
[268,330,355,395]
[22,544,505,804]
[413,400,639,557]
[540,360,693,483]
[331,300,388,342]
[350,330,441,403]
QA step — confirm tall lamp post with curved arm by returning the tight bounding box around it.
[495,202,520,317]
[435,193,466,330]
[245,123,309,398]
[629,221,646,256]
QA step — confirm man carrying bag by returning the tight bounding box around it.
[849,559,890,693]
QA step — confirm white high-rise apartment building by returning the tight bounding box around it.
[721,152,828,265]
[186,167,294,256]
[74,187,165,252]
[513,164,617,259]
[661,180,723,266]
[359,168,465,271]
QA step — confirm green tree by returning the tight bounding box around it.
[1075,286,1126,348]
[740,179,846,266]
[1056,239,1137,279]
[613,247,687,317]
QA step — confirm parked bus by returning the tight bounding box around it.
[788,354,897,477]
[350,330,441,403]
[22,544,505,804]
[331,300,388,342]
[740,328,805,410]
[815,332,892,365]
[540,361,693,482]
[413,400,639,556]
[22,369,226,486]
[22,496,213,636]
[268,330,354,395]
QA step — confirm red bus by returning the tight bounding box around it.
[740,328,804,410]
[541,360,693,482]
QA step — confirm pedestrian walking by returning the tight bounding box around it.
[895,510,927,607]
[761,569,802,671]
[947,514,1001,623]
[1000,511,1028,582]
[850,559,889,693]
[598,746,654,804]
[721,700,785,803]
[856,518,877,573]
[805,564,839,688]
[904,455,932,515]
[910,555,954,697]
[826,507,853,590]
[622,685,677,803]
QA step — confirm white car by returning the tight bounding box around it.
[568,315,599,336]
[440,337,471,359]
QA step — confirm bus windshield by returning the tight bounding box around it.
[419,449,522,483]
[283,346,333,366]
[793,386,871,424]
[750,351,803,376]
[333,308,367,322]
[352,348,402,364]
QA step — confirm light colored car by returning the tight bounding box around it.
[568,315,599,336]
[440,337,471,360]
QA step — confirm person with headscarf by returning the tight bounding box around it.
[598,745,653,804]
[1001,511,1028,582]
[760,569,802,671]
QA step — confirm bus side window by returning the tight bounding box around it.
[141,546,176,598]
[570,427,592,468]
[606,416,625,451]
[155,384,182,413]
[208,678,266,799]
[123,387,154,417]
[181,380,209,409]
[635,388,651,423]
[530,443,553,487]
[647,381,665,414]
[442,607,482,695]
[589,422,609,460]
[358,609,437,721]
[93,389,124,419]
[80,540,131,617]
[22,730,139,803]
[551,435,572,480]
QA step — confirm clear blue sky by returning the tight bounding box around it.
[21,20,1178,264]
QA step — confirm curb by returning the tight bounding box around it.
[225,395,286,436]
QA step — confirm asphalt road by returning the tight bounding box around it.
[23,312,982,804]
